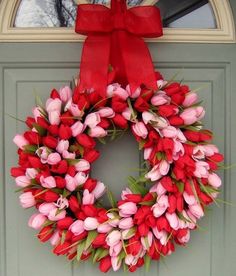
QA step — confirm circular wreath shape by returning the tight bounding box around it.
[11,72,224,273]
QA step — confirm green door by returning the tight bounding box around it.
[1,2,236,276]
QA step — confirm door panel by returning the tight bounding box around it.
[0,61,230,276]
[1,3,236,275]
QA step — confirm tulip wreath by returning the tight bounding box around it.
[11,0,224,273]
[11,73,224,273]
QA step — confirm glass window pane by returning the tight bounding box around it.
[14,0,217,29]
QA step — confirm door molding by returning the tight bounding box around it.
[0,0,235,43]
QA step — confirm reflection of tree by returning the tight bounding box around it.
[15,0,77,27]
[14,0,142,28]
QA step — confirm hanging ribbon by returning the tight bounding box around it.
[75,0,163,97]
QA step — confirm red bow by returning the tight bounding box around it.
[75,0,163,97]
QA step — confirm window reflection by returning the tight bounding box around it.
[14,0,216,29]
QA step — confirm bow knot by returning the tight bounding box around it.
[113,13,126,30]
[75,0,163,97]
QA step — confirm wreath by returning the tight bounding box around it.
[11,0,224,273]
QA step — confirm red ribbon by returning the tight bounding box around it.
[75,0,163,97]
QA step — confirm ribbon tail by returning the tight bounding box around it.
[79,35,111,98]
[120,32,157,93]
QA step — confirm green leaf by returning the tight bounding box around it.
[76,240,86,262]
[93,248,109,263]
[32,123,47,136]
[66,159,80,166]
[123,227,136,239]
[106,189,117,208]
[175,181,184,193]
[98,137,106,145]
[128,176,147,196]
[139,139,146,150]
[139,200,155,206]
[144,236,150,250]
[85,230,98,251]
[144,254,151,272]
[23,144,38,153]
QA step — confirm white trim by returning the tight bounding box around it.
[0,0,235,43]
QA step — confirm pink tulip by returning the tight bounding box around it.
[97,223,113,233]
[48,208,66,221]
[157,80,168,89]
[183,192,196,205]
[107,213,120,227]
[162,126,178,138]
[192,145,205,160]
[166,213,179,230]
[75,172,88,185]
[145,160,170,181]
[152,195,169,218]
[132,122,148,139]
[55,195,69,210]
[106,230,121,247]
[36,147,49,164]
[142,111,156,125]
[189,204,204,219]
[84,112,101,128]
[107,83,125,98]
[208,173,222,188]
[122,108,132,121]
[141,231,153,250]
[84,217,99,230]
[15,176,31,187]
[39,203,56,216]
[125,255,138,266]
[194,161,210,178]
[153,228,168,245]
[110,241,122,257]
[180,106,205,125]
[151,92,169,106]
[173,140,185,160]
[40,176,56,189]
[204,144,219,156]
[32,107,41,119]
[19,192,36,208]
[26,168,38,179]
[46,98,62,113]
[186,210,197,229]
[28,213,46,230]
[62,151,76,159]
[71,121,85,137]
[111,256,122,272]
[47,152,61,165]
[69,220,84,236]
[178,230,190,244]
[92,181,106,199]
[119,202,137,217]
[75,159,90,172]
[183,92,198,107]
[118,218,134,230]
[13,134,29,149]
[150,182,166,196]
[82,189,95,205]
[65,174,78,192]
[48,110,61,125]
[59,86,72,102]
[126,85,141,99]
[112,86,129,100]
[144,147,153,160]
[56,140,69,154]
[98,107,115,118]
[89,126,107,138]
[50,230,60,246]
[68,101,83,117]
[121,188,132,201]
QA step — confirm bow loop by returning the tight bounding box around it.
[75,0,163,97]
